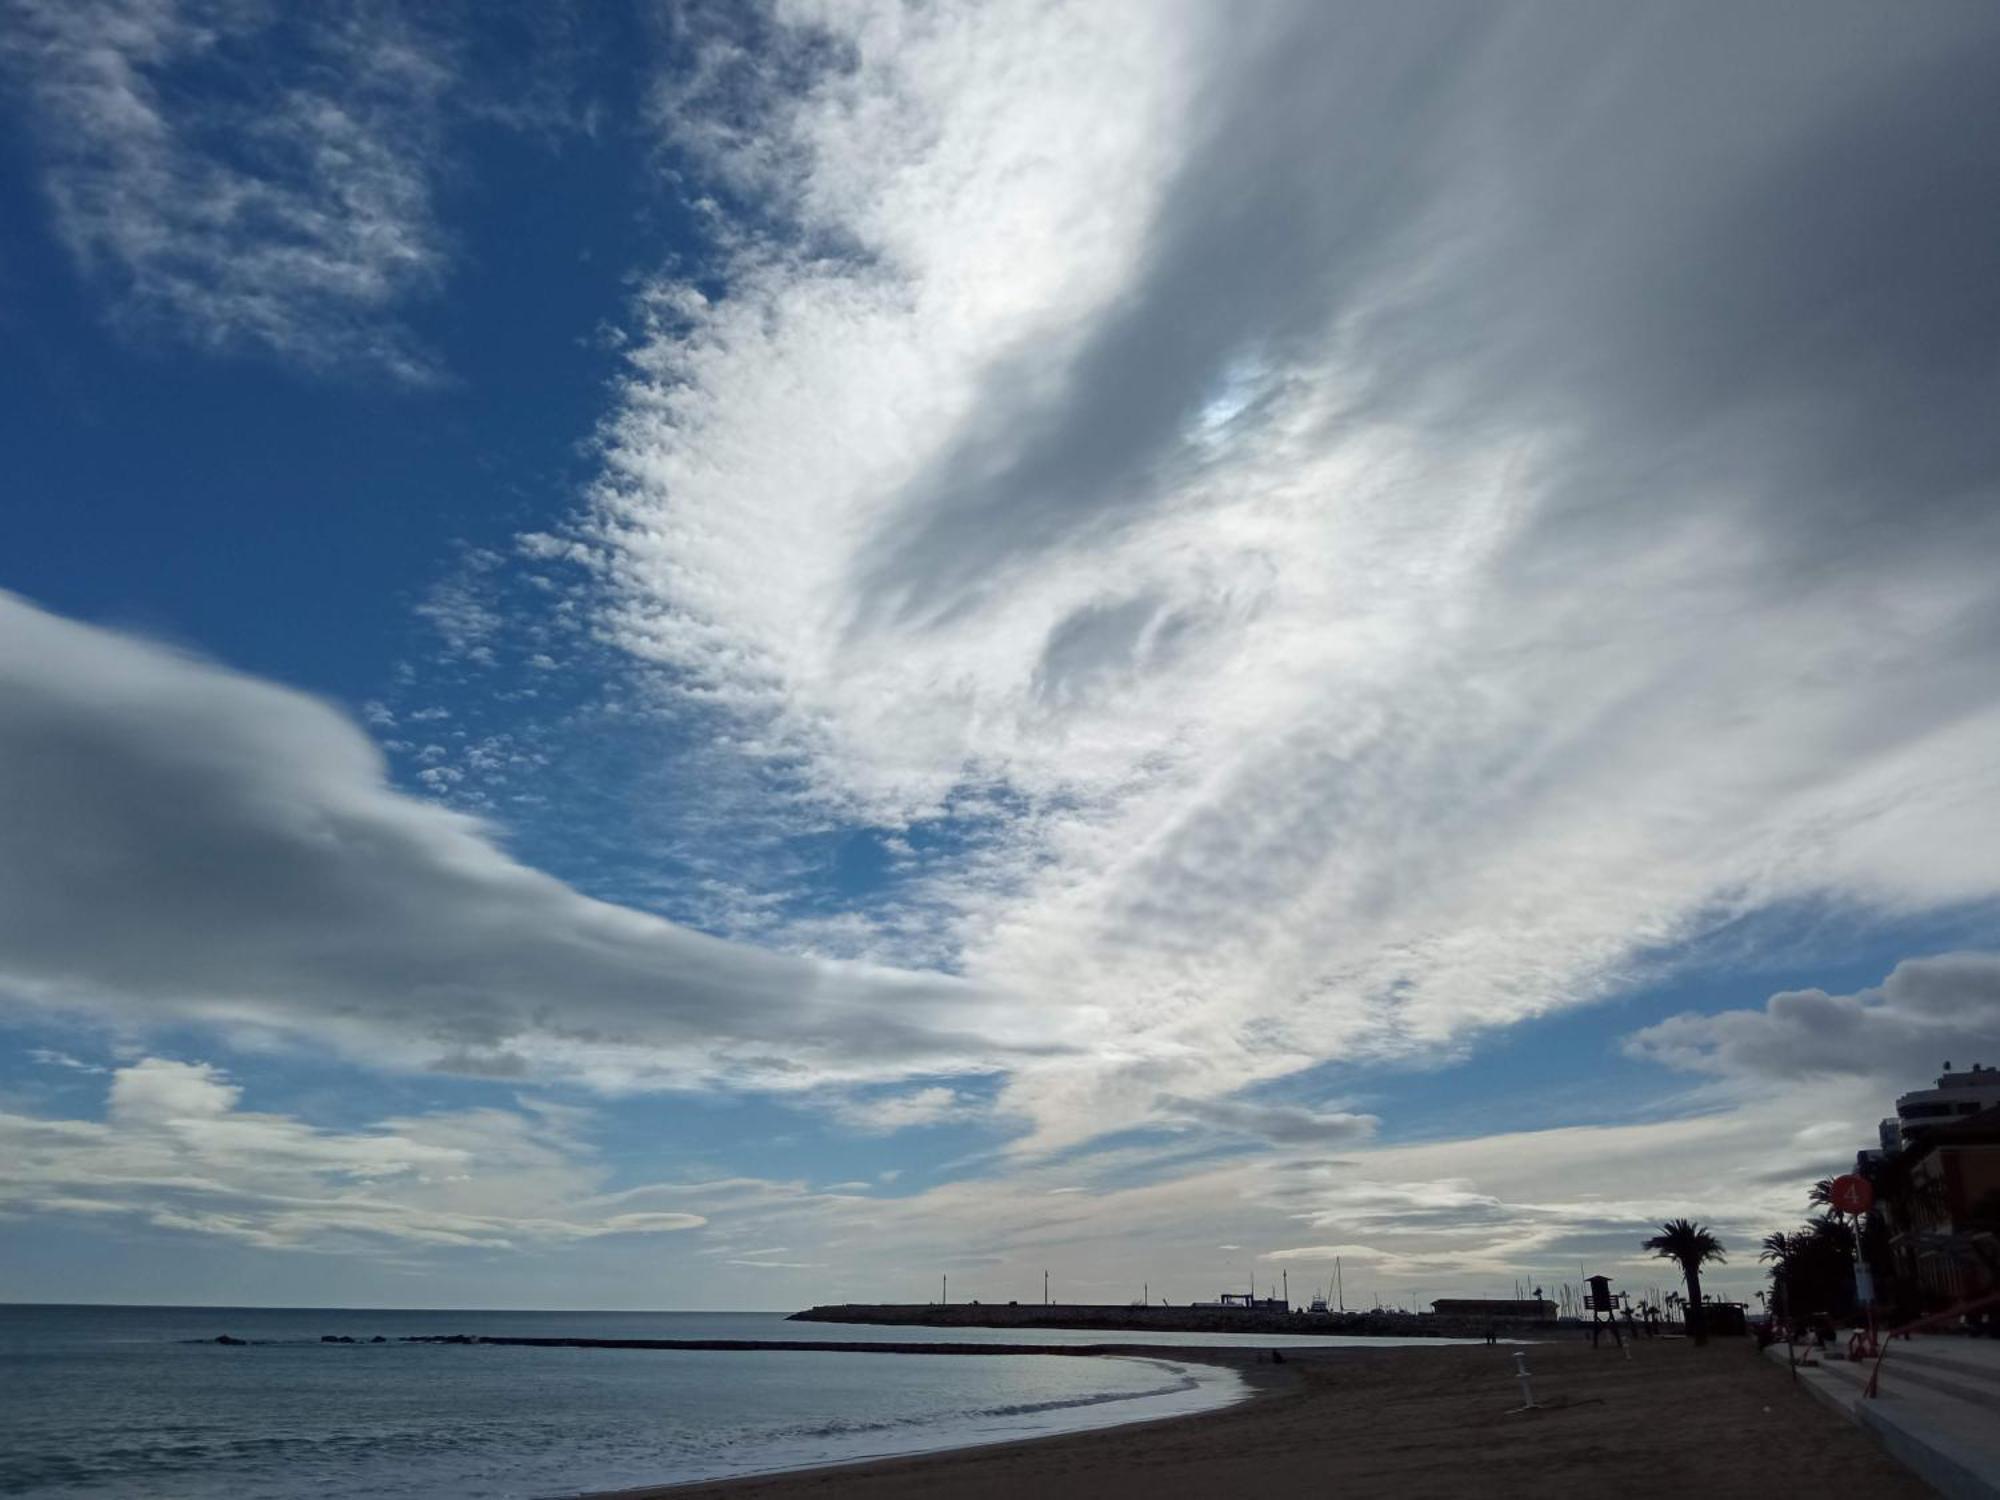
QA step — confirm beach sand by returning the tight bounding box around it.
[615,1338,1930,1499]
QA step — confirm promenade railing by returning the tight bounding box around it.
[1862,1286,2000,1399]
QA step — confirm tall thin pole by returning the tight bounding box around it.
[1283,1269,1289,1308]
[1044,1269,1049,1306]
[942,1273,948,1305]
[1336,1257,1343,1312]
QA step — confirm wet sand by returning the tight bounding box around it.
[606,1338,1929,1499]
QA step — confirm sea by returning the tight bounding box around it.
[0,1305,1444,1498]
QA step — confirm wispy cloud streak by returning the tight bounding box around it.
[2,0,451,379]
[1,1057,707,1252]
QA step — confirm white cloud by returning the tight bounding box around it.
[0,1057,707,1253]
[1625,952,2000,1082]
[27,1048,107,1075]
[558,0,2000,1155]
[1,0,451,379]
[0,590,1062,1096]
[4,8,1998,1295]
[822,1085,976,1135]
[108,1056,240,1121]
[415,549,506,665]
[1158,1095,1377,1149]
[1258,1245,1385,1264]
[554,1078,1884,1309]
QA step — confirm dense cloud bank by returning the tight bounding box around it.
[1627,953,2000,1082]
[0,592,1044,1093]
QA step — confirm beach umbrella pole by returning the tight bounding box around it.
[1506,1349,1543,1414]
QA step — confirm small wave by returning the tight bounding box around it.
[11,1326,1247,1499]
[772,1361,1205,1442]
[973,1374,1200,1419]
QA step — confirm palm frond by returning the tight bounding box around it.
[1641,1217,1727,1266]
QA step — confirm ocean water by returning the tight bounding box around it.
[0,1305,1330,1498]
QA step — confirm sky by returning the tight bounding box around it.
[3,0,1999,1314]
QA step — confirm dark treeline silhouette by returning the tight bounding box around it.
[1760,1216,1861,1328]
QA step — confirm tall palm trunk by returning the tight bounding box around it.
[1683,1263,1707,1345]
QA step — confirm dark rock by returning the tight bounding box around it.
[321,1335,355,1343]
[214,1335,247,1346]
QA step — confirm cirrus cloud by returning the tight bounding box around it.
[562,0,2000,1156]
[1,0,453,380]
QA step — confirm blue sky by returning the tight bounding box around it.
[3,0,1999,1312]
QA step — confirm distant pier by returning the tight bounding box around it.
[789,1303,1546,1340]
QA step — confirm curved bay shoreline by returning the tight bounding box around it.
[590,1340,1927,1499]
[399,1334,1294,1359]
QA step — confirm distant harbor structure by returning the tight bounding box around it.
[1428,1297,1559,1323]
[792,1298,1560,1338]
[1192,1291,1289,1313]
[1307,1256,1345,1314]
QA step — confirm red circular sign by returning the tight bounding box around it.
[1830,1174,1874,1215]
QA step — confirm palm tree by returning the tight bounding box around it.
[1644,1219,1727,1345]
[1808,1178,1836,1210]
[1760,1231,1797,1322]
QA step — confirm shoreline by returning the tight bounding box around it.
[398,1334,1309,1358]
[587,1340,1931,1499]
[588,1347,1288,1499]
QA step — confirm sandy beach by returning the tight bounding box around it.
[613,1338,1929,1499]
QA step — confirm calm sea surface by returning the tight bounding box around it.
[0,1305,1438,1498]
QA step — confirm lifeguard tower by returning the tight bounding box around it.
[1585,1274,1628,1351]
